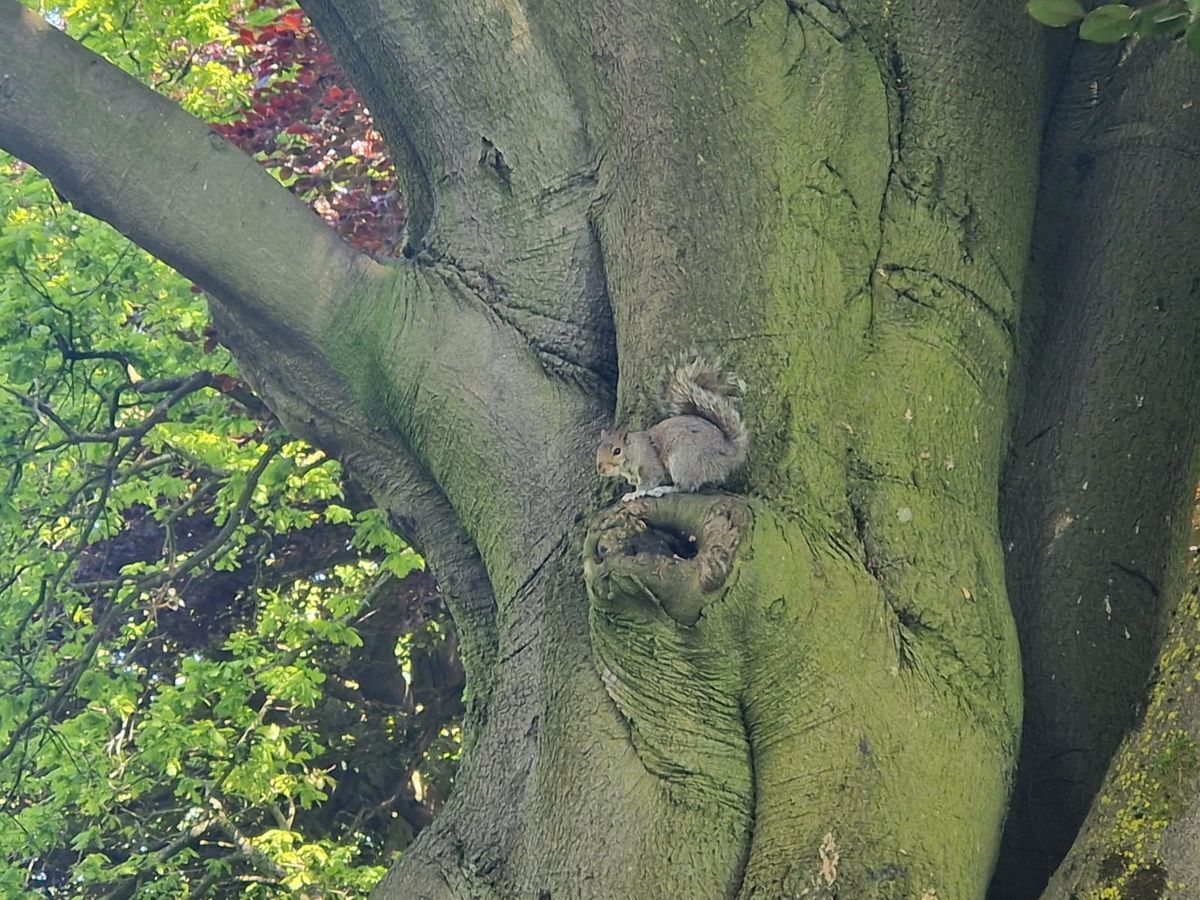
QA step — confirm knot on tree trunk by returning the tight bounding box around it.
[581,494,753,810]
[583,494,749,626]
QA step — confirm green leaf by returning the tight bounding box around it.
[1079,4,1135,41]
[75,669,112,701]
[0,7,442,897]
[70,827,102,851]
[1187,20,1200,53]
[1027,0,1086,26]
[323,503,352,524]
[1134,2,1188,37]
[14,176,49,198]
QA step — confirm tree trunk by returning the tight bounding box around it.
[1036,585,1200,899]
[3,0,1200,897]
[304,1,1041,895]
[992,39,1200,898]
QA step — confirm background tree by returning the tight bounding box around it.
[2,1,1200,898]
[0,2,461,895]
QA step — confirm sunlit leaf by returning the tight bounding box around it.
[1079,4,1136,41]
[1027,0,1086,26]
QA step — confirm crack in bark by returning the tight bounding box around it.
[478,135,513,188]
[848,493,876,577]
[496,631,541,666]
[419,245,613,387]
[786,0,854,45]
[857,0,914,338]
[722,0,768,27]
[896,288,936,311]
[805,159,861,212]
[890,606,927,672]
[728,696,757,900]
[879,263,1016,342]
[904,332,984,392]
[846,489,941,676]
[1023,422,1056,448]
[506,531,570,609]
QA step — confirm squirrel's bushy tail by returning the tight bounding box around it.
[660,352,749,462]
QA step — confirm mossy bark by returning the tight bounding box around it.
[992,41,1200,898]
[314,0,1042,896]
[1037,587,1200,899]
[584,494,1017,897]
[7,0,1200,896]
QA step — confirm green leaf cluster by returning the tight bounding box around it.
[0,6,459,897]
[1027,0,1200,52]
[20,0,253,118]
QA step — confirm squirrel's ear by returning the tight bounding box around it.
[599,429,611,441]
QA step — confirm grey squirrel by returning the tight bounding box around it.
[596,355,749,501]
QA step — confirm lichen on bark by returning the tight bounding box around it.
[1040,588,1200,899]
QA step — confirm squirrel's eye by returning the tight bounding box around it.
[612,446,621,456]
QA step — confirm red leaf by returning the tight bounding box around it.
[278,9,306,30]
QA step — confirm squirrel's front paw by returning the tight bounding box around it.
[644,486,680,498]
[621,486,678,501]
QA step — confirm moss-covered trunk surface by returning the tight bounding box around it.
[8,0,1200,895]
[298,0,1046,896]
[1037,585,1200,899]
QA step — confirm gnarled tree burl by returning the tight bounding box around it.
[3,0,1200,896]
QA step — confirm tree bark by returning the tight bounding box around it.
[306,0,1043,895]
[1037,586,1200,899]
[0,4,361,338]
[4,0,1200,897]
[993,38,1200,898]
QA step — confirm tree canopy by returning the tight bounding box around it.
[0,3,460,895]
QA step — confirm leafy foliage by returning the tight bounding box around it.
[212,9,406,255]
[0,3,458,896]
[1027,0,1200,52]
[31,0,254,118]
[1027,0,1089,27]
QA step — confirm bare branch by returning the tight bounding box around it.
[207,796,291,885]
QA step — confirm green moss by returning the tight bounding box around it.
[585,493,1017,898]
[1060,592,1200,898]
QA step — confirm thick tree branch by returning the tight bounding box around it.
[0,2,608,591]
[0,0,375,344]
[0,22,589,811]
[0,0,580,670]
[301,0,615,386]
[996,39,1200,899]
